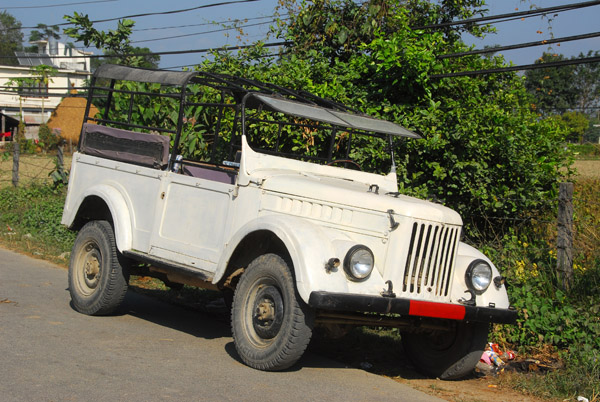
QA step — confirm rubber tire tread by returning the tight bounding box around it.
[402,322,489,380]
[231,254,314,371]
[68,220,129,316]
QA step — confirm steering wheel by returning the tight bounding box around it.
[326,159,362,171]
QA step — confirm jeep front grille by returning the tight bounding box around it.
[403,222,460,296]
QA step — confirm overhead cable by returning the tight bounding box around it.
[131,20,283,44]
[1,0,117,9]
[413,0,600,30]
[0,41,290,60]
[431,55,600,78]
[439,31,600,59]
[16,0,260,30]
[133,14,285,32]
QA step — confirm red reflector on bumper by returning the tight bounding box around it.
[409,300,466,320]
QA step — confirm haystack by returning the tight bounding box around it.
[47,97,98,145]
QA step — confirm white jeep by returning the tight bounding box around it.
[62,65,515,379]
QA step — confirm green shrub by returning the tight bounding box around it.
[37,123,61,152]
[0,184,75,254]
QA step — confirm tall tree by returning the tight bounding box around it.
[29,23,61,42]
[64,12,159,68]
[0,11,24,66]
[572,50,600,115]
[90,47,160,71]
[524,53,578,115]
[525,52,600,116]
[201,0,570,238]
[25,23,62,53]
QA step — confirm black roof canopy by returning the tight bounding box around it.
[91,64,420,139]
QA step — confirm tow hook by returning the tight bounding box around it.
[387,209,399,231]
[381,280,396,298]
[458,290,476,306]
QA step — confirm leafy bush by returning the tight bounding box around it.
[0,184,75,254]
[37,123,61,152]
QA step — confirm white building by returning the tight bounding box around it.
[0,40,92,140]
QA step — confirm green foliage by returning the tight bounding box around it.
[0,11,24,67]
[37,124,61,152]
[28,23,60,42]
[91,46,160,70]
[525,51,600,116]
[555,111,590,143]
[64,12,160,68]
[200,1,571,239]
[484,230,600,357]
[0,185,75,252]
[524,53,578,115]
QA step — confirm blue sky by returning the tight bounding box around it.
[4,0,599,69]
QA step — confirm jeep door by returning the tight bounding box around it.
[148,169,236,273]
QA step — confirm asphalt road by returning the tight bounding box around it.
[0,247,446,402]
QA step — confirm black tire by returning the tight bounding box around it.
[68,220,130,316]
[402,322,489,380]
[231,254,314,371]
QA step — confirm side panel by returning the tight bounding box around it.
[62,153,163,253]
[149,172,235,272]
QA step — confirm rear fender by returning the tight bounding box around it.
[63,184,133,253]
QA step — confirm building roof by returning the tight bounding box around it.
[14,52,58,68]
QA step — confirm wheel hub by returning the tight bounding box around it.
[252,285,284,339]
[83,244,100,289]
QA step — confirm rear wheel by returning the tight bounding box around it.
[68,220,129,316]
[402,322,488,380]
[231,254,314,371]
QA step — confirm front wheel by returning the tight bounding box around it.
[231,254,314,371]
[68,220,129,316]
[402,322,489,380]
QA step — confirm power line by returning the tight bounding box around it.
[160,50,288,70]
[133,14,285,32]
[1,0,117,9]
[0,41,290,60]
[413,0,600,30]
[130,20,281,45]
[431,55,600,78]
[16,0,260,30]
[438,31,600,59]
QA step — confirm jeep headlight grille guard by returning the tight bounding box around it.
[402,221,461,298]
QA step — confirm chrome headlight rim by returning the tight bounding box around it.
[465,259,493,295]
[343,245,374,282]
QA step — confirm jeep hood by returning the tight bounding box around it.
[260,172,462,225]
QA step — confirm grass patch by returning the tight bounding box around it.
[0,184,75,264]
[572,143,600,160]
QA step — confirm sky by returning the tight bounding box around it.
[3,0,599,69]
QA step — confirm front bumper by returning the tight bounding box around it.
[308,291,517,324]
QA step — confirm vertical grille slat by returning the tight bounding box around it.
[402,221,460,300]
[416,225,433,294]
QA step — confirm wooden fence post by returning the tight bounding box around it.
[556,182,574,290]
[12,141,19,187]
[57,143,64,177]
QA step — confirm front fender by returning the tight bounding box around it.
[62,184,133,253]
[214,214,361,303]
[451,242,510,309]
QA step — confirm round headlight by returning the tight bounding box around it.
[344,245,374,281]
[465,260,492,294]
